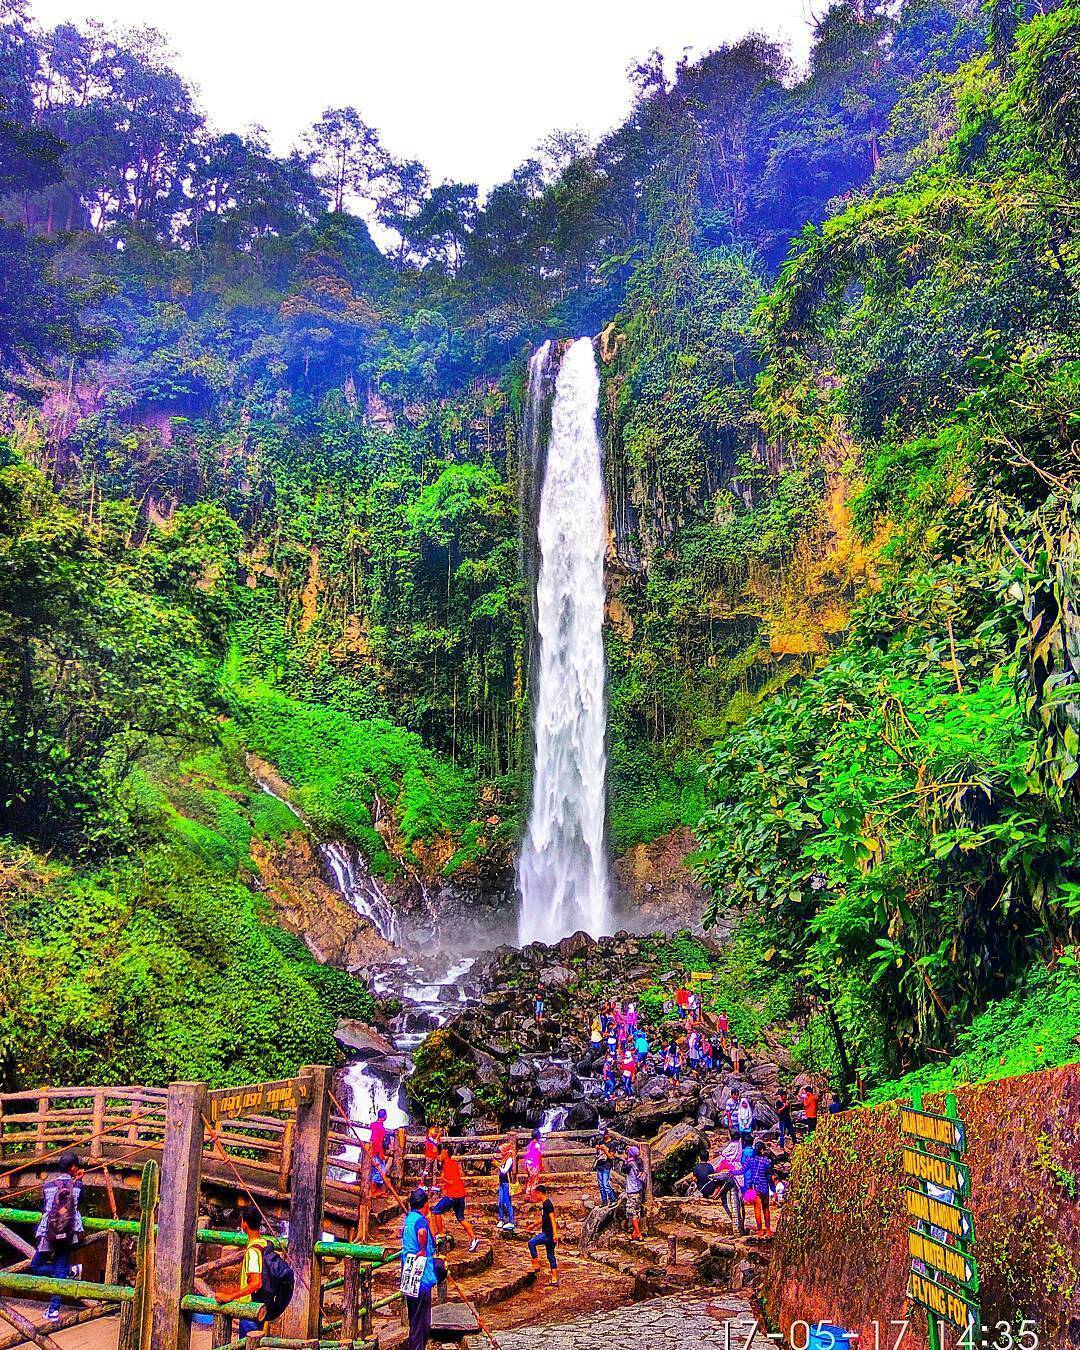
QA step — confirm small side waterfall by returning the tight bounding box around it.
[517,337,612,944]
[320,842,398,944]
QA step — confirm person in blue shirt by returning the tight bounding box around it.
[741,1142,775,1239]
[401,1189,444,1350]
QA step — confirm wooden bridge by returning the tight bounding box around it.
[0,1075,655,1350]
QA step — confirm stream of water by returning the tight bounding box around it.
[518,337,612,945]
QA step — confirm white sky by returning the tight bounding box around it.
[28,0,818,193]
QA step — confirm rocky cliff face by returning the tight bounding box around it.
[249,834,392,970]
[612,827,711,933]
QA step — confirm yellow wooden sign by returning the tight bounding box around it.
[689,971,714,980]
[900,1106,965,1152]
[908,1270,978,1331]
[902,1146,970,1196]
[904,1186,974,1240]
[207,1077,309,1125]
[908,1228,977,1290]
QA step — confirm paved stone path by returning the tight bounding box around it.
[475,1289,778,1349]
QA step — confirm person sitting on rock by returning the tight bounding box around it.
[692,1147,723,1200]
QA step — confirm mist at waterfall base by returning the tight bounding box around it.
[517,337,613,946]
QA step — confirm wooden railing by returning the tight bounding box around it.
[0,1090,653,1215]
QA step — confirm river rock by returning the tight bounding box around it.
[538,964,575,989]
[626,1094,695,1136]
[651,1120,706,1190]
[556,931,596,960]
[509,1058,535,1086]
[536,1062,576,1100]
[334,1020,396,1058]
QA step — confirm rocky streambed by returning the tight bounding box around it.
[403,929,802,1195]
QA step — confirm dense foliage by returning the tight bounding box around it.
[0,0,1077,1091]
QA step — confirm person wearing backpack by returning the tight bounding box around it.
[31,1150,85,1320]
[217,1205,293,1336]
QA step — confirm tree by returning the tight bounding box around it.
[303,106,383,214]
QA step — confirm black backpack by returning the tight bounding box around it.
[259,1246,294,1321]
[44,1181,78,1247]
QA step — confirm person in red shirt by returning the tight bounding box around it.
[675,987,690,1018]
[801,1086,819,1134]
[431,1143,480,1251]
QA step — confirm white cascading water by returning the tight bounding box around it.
[518,337,612,944]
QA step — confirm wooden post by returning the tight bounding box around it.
[341,1257,361,1341]
[89,1090,104,1161]
[103,1230,122,1287]
[360,1263,374,1338]
[354,1145,373,1243]
[278,1119,295,1196]
[281,1066,332,1341]
[394,1127,407,1189]
[151,1083,206,1350]
[122,1160,159,1350]
[35,1094,47,1157]
[643,1141,654,1214]
[211,1312,232,1349]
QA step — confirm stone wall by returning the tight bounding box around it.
[763,1063,1080,1347]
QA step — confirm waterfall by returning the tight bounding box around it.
[321,842,398,943]
[517,337,612,945]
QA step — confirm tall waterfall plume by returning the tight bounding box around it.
[517,337,612,944]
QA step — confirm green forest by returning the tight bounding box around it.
[0,0,1077,1096]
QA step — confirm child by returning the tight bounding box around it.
[494,1139,516,1232]
[527,1185,559,1286]
[423,1125,443,1188]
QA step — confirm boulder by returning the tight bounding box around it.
[626,1096,691,1136]
[565,1099,599,1130]
[651,1120,706,1190]
[556,931,596,961]
[334,1020,396,1058]
[536,1062,575,1101]
[538,964,575,989]
[509,1058,535,1086]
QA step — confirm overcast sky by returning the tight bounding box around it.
[28,0,818,193]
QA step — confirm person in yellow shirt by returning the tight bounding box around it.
[217,1205,268,1338]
